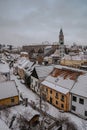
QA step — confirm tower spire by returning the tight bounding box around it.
[59,28,64,58]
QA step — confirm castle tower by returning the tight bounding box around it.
[59,28,65,58]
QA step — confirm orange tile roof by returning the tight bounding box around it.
[51,68,84,80]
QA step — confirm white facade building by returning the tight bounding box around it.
[70,73,87,119]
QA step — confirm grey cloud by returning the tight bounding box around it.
[0,0,87,46]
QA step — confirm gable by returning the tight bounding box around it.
[31,68,38,79]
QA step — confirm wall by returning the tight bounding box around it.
[71,94,87,119]
[30,76,40,94]
[42,86,70,112]
[18,67,25,79]
[60,59,83,68]
[0,96,19,108]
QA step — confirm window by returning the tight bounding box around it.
[50,90,52,94]
[72,105,76,111]
[56,101,58,105]
[72,96,77,102]
[46,88,48,92]
[11,98,14,103]
[79,98,84,104]
[55,92,58,99]
[61,95,64,102]
[61,104,64,108]
[85,111,87,116]
[50,97,52,104]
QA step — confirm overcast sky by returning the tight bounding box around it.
[0,0,87,46]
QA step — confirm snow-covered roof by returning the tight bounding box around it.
[55,65,86,73]
[21,60,29,68]
[14,57,26,67]
[25,63,39,76]
[62,53,87,61]
[0,119,10,130]
[0,80,19,100]
[20,52,28,55]
[0,62,9,73]
[45,75,74,90]
[35,65,54,80]
[21,107,39,121]
[24,60,34,70]
[70,73,87,98]
[41,65,86,95]
[51,49,60,57]
[45,46,52,49]
[42,80,69,94]
[18,57,27,66]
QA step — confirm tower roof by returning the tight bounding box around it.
[59,28,63,35]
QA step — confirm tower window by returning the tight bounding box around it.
[60,42,64,45]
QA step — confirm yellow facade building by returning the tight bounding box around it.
[41,66,83,112]
[60,54,87,68]
[0,80,19,109]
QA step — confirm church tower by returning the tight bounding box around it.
[59,28,65,58]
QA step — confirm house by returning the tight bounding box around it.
[0,60,10,80]
[70,72,87,119]
[41,65,83,112]
[13,57,27,75]
[60,52,87,68]
[51,49,60,64]
[18,59,34,80]
[43,49,60,65]
[0,80,19,109]
[43,56,52,65]
[30,65,54,95]
[22,112,40,127]
[13,57,28,75]
[24,62,36,87]
[19,107,40,128]
[20,51,29,58]
[18,60,31,79]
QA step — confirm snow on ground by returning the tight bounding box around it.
[11,72,39,102]
[9,68,87,129]
[0,119,10,130]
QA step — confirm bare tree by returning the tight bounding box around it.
[3,108,11,125]
[17,115,29,130]
[57,116,77,130]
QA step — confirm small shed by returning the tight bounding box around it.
[22,110,40,127]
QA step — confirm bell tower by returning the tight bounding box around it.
[59,28,64,58]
